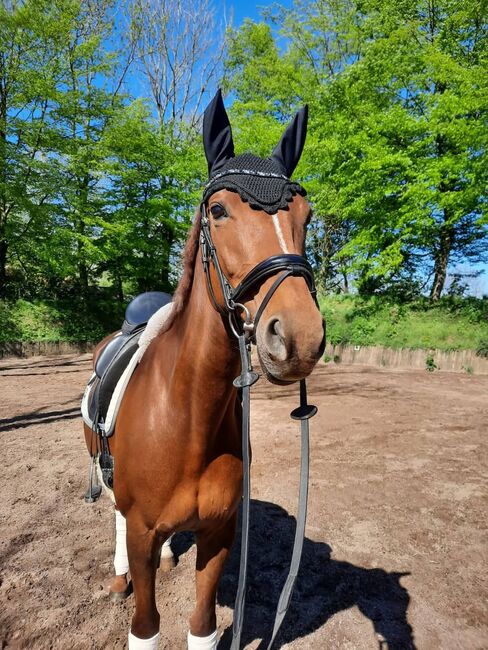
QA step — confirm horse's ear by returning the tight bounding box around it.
[203,89,235,177]
[270,105,308,178]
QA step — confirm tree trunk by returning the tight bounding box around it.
[0,83,8,298]
[76,175,90,297]
[76,220,89,297]
[114,268,124,303]
[0,233,7,298]
[160,227,174,292]
[430,220,454,300]
[430,121,454,301]
[78,253,89,296]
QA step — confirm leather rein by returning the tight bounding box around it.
[199,204,318,649]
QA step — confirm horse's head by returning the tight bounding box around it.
[201,91,325,384]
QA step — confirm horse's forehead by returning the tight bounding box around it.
[208,189,309,219]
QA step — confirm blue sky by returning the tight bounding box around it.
[224,0,291,25]
[225,0,261,24]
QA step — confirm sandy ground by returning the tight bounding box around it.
[0,354,487,650]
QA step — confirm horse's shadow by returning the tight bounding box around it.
[210,500,416,649]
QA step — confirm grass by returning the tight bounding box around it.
[0,298,124,343]
[319,295,488,351]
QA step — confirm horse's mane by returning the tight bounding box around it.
[159,209,202,335]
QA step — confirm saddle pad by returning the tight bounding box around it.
[81,301,174,436]
[81,372,98,426]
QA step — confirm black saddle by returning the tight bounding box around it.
[87,291,172,429]
[122,291,172,335]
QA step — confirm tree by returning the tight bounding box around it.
[0,0,135,298]
[49,0,133,297]
[100,101,203,296]
[112,0,222,290]
[324,0,488,299]
[0,0,221,303]
[224,1,488,298]
[129,0,225,135]
[0,0,68,297]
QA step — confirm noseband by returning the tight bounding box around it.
[199,202,318,649]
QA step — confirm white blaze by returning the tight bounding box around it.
[271,212,290,254]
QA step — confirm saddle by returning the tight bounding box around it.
[83,291,172,434]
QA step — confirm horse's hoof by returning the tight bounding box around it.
[160,555,176,573]
[108,579,132,602]
[109,589,128,603]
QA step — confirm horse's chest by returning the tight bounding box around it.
[196,453,243,523]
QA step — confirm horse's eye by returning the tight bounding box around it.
[210,204,227,220]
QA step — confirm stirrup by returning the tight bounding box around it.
[84,455,102,503]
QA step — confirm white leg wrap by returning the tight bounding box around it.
[114,509,129,576]
[128,631,160,649]
[161,535,173,559]
[187,630,218,650]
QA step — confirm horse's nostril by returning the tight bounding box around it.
[264,317,287,361]
[271,318,283,338]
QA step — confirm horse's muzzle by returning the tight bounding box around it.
[256,308,325,383]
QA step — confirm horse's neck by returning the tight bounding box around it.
[156,252,240,391]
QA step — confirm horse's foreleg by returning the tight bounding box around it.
[110,508,174,604]
[188,515,236,650]
[127,515,161,650]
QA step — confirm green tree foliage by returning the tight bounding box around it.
[0,0,209,302]
[225,1,488,298]
[1,0,486,311]
[100,102,204,297]
[0,0,67,297]
[48,0,126,297]
[0,0,129,298]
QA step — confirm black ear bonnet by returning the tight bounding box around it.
[202,90,308,215]
[202,153,306,214]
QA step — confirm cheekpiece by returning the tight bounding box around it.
[202,153,306,215]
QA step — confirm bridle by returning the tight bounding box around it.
[200,203,317,342]
[199,202,318,649]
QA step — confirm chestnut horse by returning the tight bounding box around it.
[83,90,325,649]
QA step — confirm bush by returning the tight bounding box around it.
[425,355,438,372]
[0,299,125,343]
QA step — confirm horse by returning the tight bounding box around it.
[83,89,325,650]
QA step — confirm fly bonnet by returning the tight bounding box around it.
[202,90,308,212]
